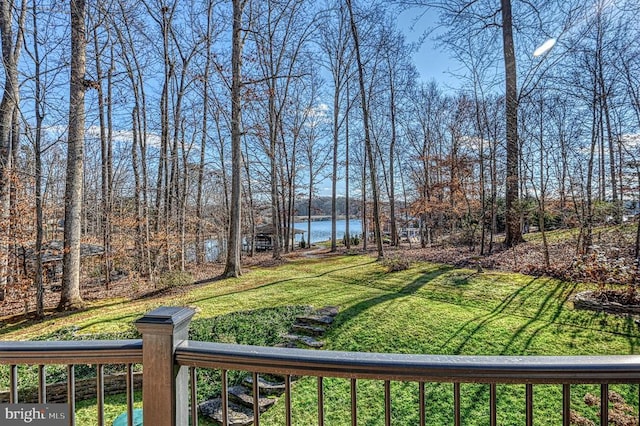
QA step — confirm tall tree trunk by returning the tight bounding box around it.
[598,106,605,202]
[346,0,383,260]
[282,133,296,254]
[224,0,245,277]
[288,166,296,252]
[179,119,188,271]
[59,0,87,310]
[35,126,44,316]
[420,144,428,249]
[170,48,194,271]
[195,2,213,265]
[635,167,640,262]
[597,52,619,222]
[476,98,487,255]
[537,98,550,268]
[345,84,351,248]
[269,93,282,260]
[113,3,151,277]
[331,75,340,252]
[582,78,599,255]
[155,5,173,273]
[362,147,367,251]
[388,60,398,247]
[94,26,112,289]
[242,141,256,257]
[9,106,19,291]
[214,109,230,215]
[321,1,350,252]
[501,0,523,247]
[489,116,498,253]
[134,76,151,278]
[0,0,25,300]
[31,0,44,316]
[106,46,114,280]
[132,106,144,270]
[307,171,313,246]
[559,127,568,228]
[105,47,114,283]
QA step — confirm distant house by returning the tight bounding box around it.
[17,240,104,285]
[253,225,305,251]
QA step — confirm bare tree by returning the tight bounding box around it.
[0,0,26,300]
[113,0,153,278]
[380,28,416,247]
[346,0,384,260]
[521,94,551,267]
[406,82,441,248]
[30,0,45,316]
[395,0,531,246]
[224,0,247,277]
[500,0,523,247]
[251,0,315,260]
[89,5,114,288]
[59,0,86,310]
[318,0,354,252]
[22,0,66,316]
[299,78,331,246]
[195,0,215,265]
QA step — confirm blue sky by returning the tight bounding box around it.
[396,8,462,89]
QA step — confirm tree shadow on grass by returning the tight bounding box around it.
[438,277,543,353]
[500,281,640,355]
[439,276,621,355]
[186,260,380,307]
[329,265,455,332]
[0,299,136,337]
[498,280,576,355]
[622,317,640,353]
[440,277,578,354]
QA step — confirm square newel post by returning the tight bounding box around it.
[135,306,195,426]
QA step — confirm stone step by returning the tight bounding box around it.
[295,314,334,327]
[242,376,286,396]
[291,323,326,336]
[315,306,339,317]
[261,373,300,383]
[228,386,276,411]
[283,334,324,348]
[298,335,325,348]
[274,341,298,349]
[199,398,254,426]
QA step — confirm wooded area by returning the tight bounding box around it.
[0,0,639,316]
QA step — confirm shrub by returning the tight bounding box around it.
[188,306,312,400]
[157,270,193,289]
[342,234,360,246]
[189,305,311,346]
[382,256,411,272]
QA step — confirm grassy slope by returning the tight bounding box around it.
[2,254,638,425]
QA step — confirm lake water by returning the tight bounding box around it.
[294,219,362,244]
[202,219,362,260]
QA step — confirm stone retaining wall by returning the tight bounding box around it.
[572,290,640,315]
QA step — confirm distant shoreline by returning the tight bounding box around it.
[294,216,353,222]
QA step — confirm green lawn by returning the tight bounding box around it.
[2,254,638,425]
